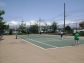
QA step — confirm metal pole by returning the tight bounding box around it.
[30,22,31,34]
[76,21,77,32]
[16,26,17,39]
[39,18,41,34]
[64,2,66,32]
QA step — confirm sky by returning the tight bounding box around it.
[0,0,84,25]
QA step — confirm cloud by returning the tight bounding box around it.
[7,20,19,29]
[7,19,77,28]
[30,20,37,25]
[57,19,75,25]
[26,20,37,25]
[26,20,52,26]
[11,21,18,25]
[7,20,18,26]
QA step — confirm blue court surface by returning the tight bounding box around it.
[18,34,84,49]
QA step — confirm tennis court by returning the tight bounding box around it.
[18,34,84,49]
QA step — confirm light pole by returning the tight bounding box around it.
[15,21,18,39]
[76,20,79,32]
[64,2,66,32]
[38,18,41,34]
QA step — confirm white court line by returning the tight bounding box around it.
[42,34,74,40]
[28,37,76,49]
[19,37,46,50]
[19,36,57,48]
[20,35,65,48]
[32,34,61,41]
[18,35,75,50]
[27,38,56,48]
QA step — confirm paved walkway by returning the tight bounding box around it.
[0,35,84,63]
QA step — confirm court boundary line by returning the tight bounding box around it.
[32,34,73,41]
[18,35,83,49]
[19,37,47,50]
[27,38,57,48]
[19,35,73,49]
[19,35,57,48]
[18,35,58,49]
[20,37,66,50]
[19,36,66,49]
[19,37,76,49]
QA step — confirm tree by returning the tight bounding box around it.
[0,10,5,16]
[29,24,39,33]
[0,10,10,35]
[9,29,13,35]
[18,22,27,34]
[65,26,72,33]
[42,26,47,33]
[79,21,84,29]
[0,10,5,29]
[51,22,57,33]
[0,10,6,35]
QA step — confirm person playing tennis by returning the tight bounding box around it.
[60,31,63,40]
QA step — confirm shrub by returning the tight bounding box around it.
[79,31,84,36]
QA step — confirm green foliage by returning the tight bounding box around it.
[79,21,84,29]
[18,23,27,34]
[51,22,57,33]
[0,10,5,16]
[65,26,73,34]
[80,31,84,36]
[0,10,6,29]
[5,25,9,30]
[0,21,5,29]
[41,26,47,33]
[9,29,13,35]
[29,24,39,33]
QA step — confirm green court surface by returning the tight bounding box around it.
[18,34,84,49]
